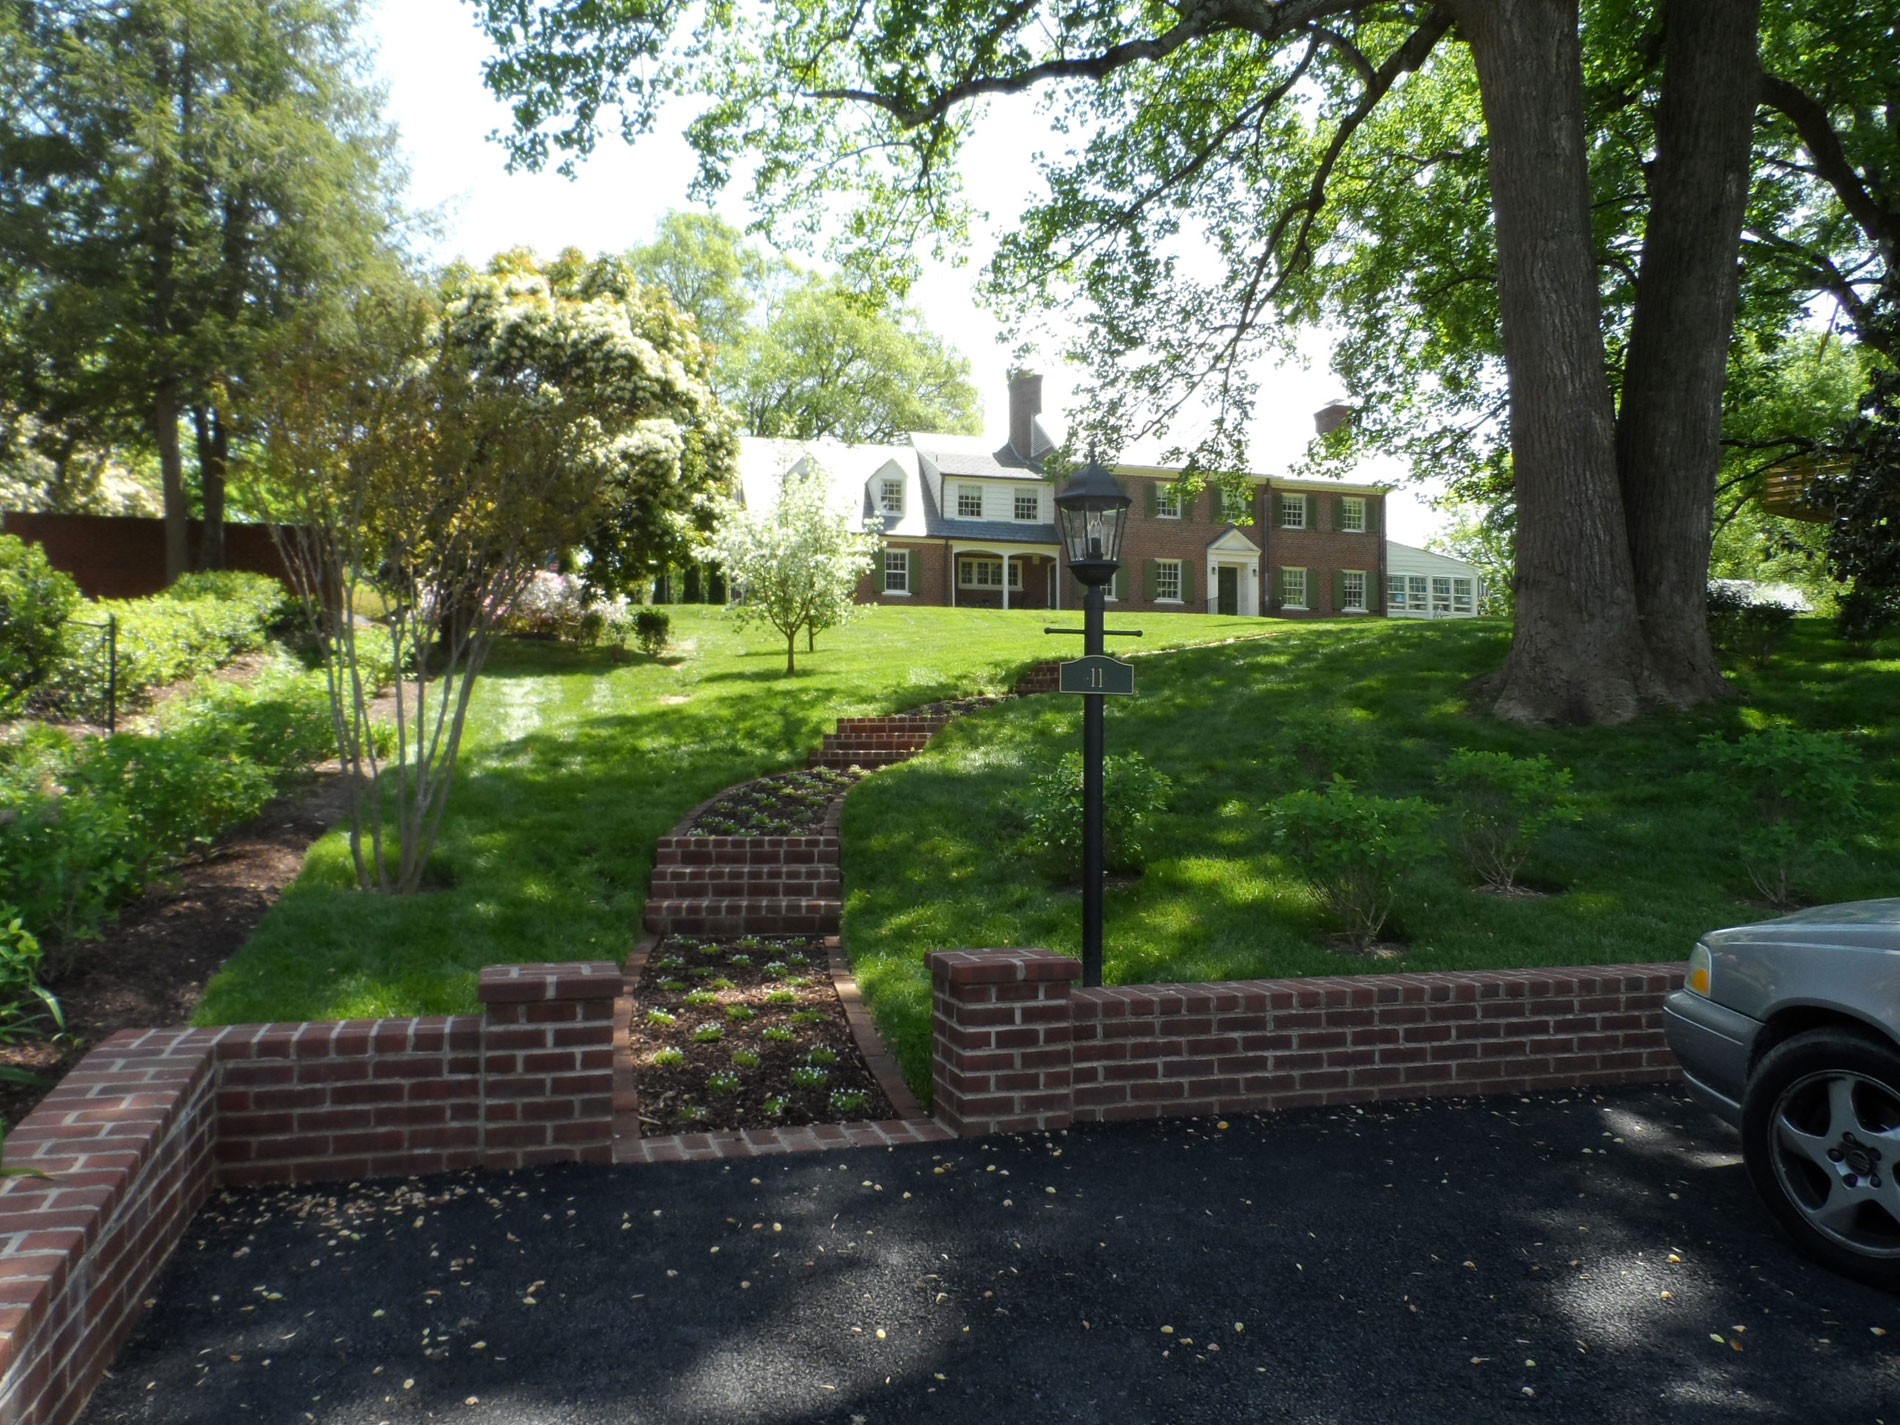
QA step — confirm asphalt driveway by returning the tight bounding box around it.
[82,1085,1898,1424]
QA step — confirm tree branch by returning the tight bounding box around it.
[1760,73,1900,264]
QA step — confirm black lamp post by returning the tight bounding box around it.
[1053,460,1131,988]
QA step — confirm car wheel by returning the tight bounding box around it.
[1741,1027,1900,1290]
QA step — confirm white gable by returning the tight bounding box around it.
[1385,541,1483,580]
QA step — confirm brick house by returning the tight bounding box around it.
[736,372,1396,619]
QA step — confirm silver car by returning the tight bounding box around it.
[1664,899,1900,1289]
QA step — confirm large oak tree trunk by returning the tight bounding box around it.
[1614,0,1760,706]
[193,407,228,570]
[1450,0,1653,723]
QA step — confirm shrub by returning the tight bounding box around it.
[1435,749,1579,890]
[0,911,61,1043]
[1267,778,1437,950]
[1022,750,1173,882]
[0,662,337,967]
[1271,704,1378,787]
[1836,586,1897,658]
[1697,728,1868,908]
[1707,581,1799,668]
[634,608,671,658]
[0,535,81,713]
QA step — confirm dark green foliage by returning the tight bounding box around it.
[0,912,61,1044]
[1835,585,1898,657]
[0,657,333,966]
[634,608,671,658]
[1266,779,1437,951]
[1823,289,1900,639]
[0,536,80,713]
[1021,750,1173,883]
[1435,749,1579,891]
[1272,705,1378,788]
[1707,583,1798,668]
[1697,727,1870,909]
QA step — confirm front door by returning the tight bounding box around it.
[1217,565,1238,616]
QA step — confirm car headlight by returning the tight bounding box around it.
[1687,942,1713,997]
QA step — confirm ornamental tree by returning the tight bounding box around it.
[258,253,735,892]
[700,463,880,674]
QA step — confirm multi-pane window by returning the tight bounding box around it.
[1386,574,1408,610]
[883,550,909,593]
[1340,496,1366,532]
[1155,559,1183,601]
[957,484,984,518]
[1341,570,1367,611]
[1014,490,1040,521]
[879,478,904,515]
[1280,566,1309,608]
[1431,577,1453,615]
[958,556,1021,589]
[1155,484,1181,518]
[1408,575,1428,607]
[1452,577,1475,614]
[1278,495,1307,529]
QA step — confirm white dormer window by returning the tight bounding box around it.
[1013,490,1039,521]
[879,477,904,515]
[957,484,984,518]
[1155,484,1181,519]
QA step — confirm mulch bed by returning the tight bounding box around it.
[631,936,894,1134]
[683,767,861,837]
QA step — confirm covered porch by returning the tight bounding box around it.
[946,541,1064,610]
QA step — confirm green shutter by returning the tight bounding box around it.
[1270,492,1284,526]
[1307,492,1321,530]
[1145,481,1158,517]
[1114,566,1127,602]
[1335,494,1348,531]
[1182,562,1197,605]
[1367,496,1382,535]
[1143,558,1158,600]
[1333,569,1347,611]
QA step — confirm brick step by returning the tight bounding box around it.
[1011,661,1060,695]
[650,864,842,897]
[833,715,952,735]
[654,836,837,866]
[809,749,913,770]
[642,897,843,936]
[815,736,932,757]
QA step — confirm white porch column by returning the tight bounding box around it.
[949,545,957,608]
[1001,553,1011,611]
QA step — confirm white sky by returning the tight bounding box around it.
[367,0,1444,545]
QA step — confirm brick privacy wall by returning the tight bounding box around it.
[2,513,299,600]
[928,950,1685,1135]
[0,962,619,1425]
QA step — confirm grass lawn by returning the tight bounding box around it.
[840,618,1900,1097]
[194,603,1268,1025]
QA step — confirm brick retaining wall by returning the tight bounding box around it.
[0,962,617,1425]
[929,949,1685,1136]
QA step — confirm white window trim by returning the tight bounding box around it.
[1452,577,1475,614]
[1278,498,1307,530]
[879,478,905,516]
[956,484,984,519]
[1341,569,1369,613]
[883,549,911,595]
[1340,496,1366,533]
[1155,484,1182,519]
[957,555,1022,590]
[1154,558,1184,603]
[1280,566,1309,610]
[1013,491,1041,522]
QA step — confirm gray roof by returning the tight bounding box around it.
[915,434,1050,481]
[918,518,1060,546]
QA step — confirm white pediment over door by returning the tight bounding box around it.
[1206,526,1261,555]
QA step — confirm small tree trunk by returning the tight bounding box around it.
[193,407,229,570]
[1614,0,1760,706]
[784,627,797,674]
[806,622,816,653]
[154,380,189,584]
[1450,0,1654,724]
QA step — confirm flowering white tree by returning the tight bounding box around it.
[702,463,879,674]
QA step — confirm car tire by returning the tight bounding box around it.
[1741,1026,1900,1290]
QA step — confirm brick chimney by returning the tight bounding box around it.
[1008,371,1043,460]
